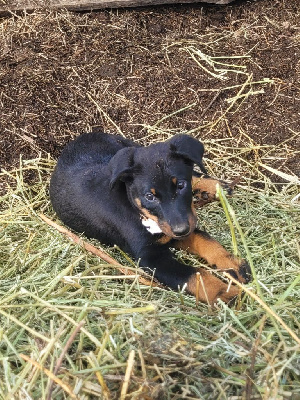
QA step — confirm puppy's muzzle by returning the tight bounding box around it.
[172,223,191,238]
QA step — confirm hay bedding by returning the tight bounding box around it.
[0,0,300,399]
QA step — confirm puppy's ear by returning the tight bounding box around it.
[109,147,136,189]
[169,134,207,174]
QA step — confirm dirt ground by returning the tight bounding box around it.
[0,0,299,182]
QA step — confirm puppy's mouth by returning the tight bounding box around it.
[141,216,189,238]
[172,230,192,239]
[141,215,195,239]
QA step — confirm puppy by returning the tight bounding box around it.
[50,133,251,304]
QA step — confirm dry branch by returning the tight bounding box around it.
[0,0,235,15]
[40,214,162,288]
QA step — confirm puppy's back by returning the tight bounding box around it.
[55,132,135,170]
[49,132,137,235]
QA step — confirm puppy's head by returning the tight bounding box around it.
[109,134,206,239]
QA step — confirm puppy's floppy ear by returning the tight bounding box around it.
[109,147,136,189]
[168,134,207,174]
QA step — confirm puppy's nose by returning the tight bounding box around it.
[172,224,190,237]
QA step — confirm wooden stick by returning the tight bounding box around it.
[40,214,162,288]
[0,0,235,16]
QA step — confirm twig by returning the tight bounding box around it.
[199,90,221,118]
[228,175,242,189]
[258,162,300,185]
[40,214,162,288]
[47,320,85,400]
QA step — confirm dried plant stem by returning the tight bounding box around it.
[87,353,111,400]
[120,350,135,400]
[40,214,161,288]
[216,185,261,297]
[216,184,238,256]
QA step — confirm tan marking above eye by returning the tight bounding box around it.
[172,177,177,185]
[150,188,156,195]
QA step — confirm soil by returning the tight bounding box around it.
[0,0,299,183]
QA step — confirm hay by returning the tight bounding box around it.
[0,139,299,399]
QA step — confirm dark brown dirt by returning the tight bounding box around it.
[0,0,299,182]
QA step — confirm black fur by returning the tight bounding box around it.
[50,132,251,293]
[50,132,210,289]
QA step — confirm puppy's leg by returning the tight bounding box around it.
[192,175,235,207]
[138,245,240,305]
[185,269,240,305]
[174,229,252,284]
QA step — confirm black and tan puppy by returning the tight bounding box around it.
[50,133,251,304]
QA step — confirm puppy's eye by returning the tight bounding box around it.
[177,180,187,191]
[145,192,156,202]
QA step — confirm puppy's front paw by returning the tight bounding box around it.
[192,176,237,207]
[219,179,234,196]
[226,260,252,284]
[238,261,252,283]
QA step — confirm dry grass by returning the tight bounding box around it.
[1,138,299,399]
